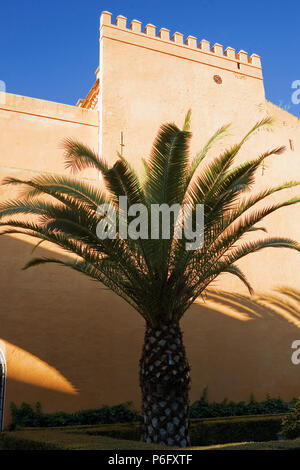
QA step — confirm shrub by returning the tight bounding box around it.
[85,422,141,441]
[281,398,300,439]
[0,433,62,450]
[4,411,289,447]
[69,414,286,446]
[189,388,296,419]
[8,389,296,431]
[8,401,141,430]
[190,414,285,445]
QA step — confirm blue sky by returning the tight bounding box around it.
[1,0,300,117]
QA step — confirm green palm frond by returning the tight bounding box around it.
[182,109,192,131]
[220,264,254,296]
[145,123,191,205]
[63,138,108,174]
[117,152,146,203]
[106,158,146,206]
[184,124,231,191]
[2,175,108,209]
[0,113,299,326]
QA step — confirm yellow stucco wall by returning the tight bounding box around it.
[99,12,264,171]
[0,12,299,427]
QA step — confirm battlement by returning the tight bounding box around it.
[100,11,262,79]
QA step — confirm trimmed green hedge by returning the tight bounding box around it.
[281,399,300,439]
[0,427,167,450]
[8,401,141,430]
[190,388,296,418]
[84,422,141,441]
[8,389,296,430]
[0,433,63,450]
[0,414,287,449]
[78,414,286,446]
[190,414,285,445]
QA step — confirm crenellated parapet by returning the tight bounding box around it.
[100,11,262,79]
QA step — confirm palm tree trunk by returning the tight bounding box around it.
[139,321,191,447]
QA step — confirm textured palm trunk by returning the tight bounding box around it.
[139,321,191,447]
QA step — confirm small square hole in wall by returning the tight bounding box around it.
[289,139,294,151]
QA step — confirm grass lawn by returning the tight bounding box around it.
[1,425,300,450]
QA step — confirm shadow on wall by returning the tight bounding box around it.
[0,233,300,421]
[0,233,145,424]
[204,287,300,326]
[184,286,300,403]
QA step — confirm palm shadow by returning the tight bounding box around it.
[207,287,300,327]
[1,232,300,418]
[183,286,300,403]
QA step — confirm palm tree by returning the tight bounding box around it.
[0,113,299,447]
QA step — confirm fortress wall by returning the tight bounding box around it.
[98,12,300,406]
[0,93,99,178]
[213,101,300,296]
[0,13,300,426]
[99,12,265,170]
[0,93,105,425]
[99,12,300,294]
